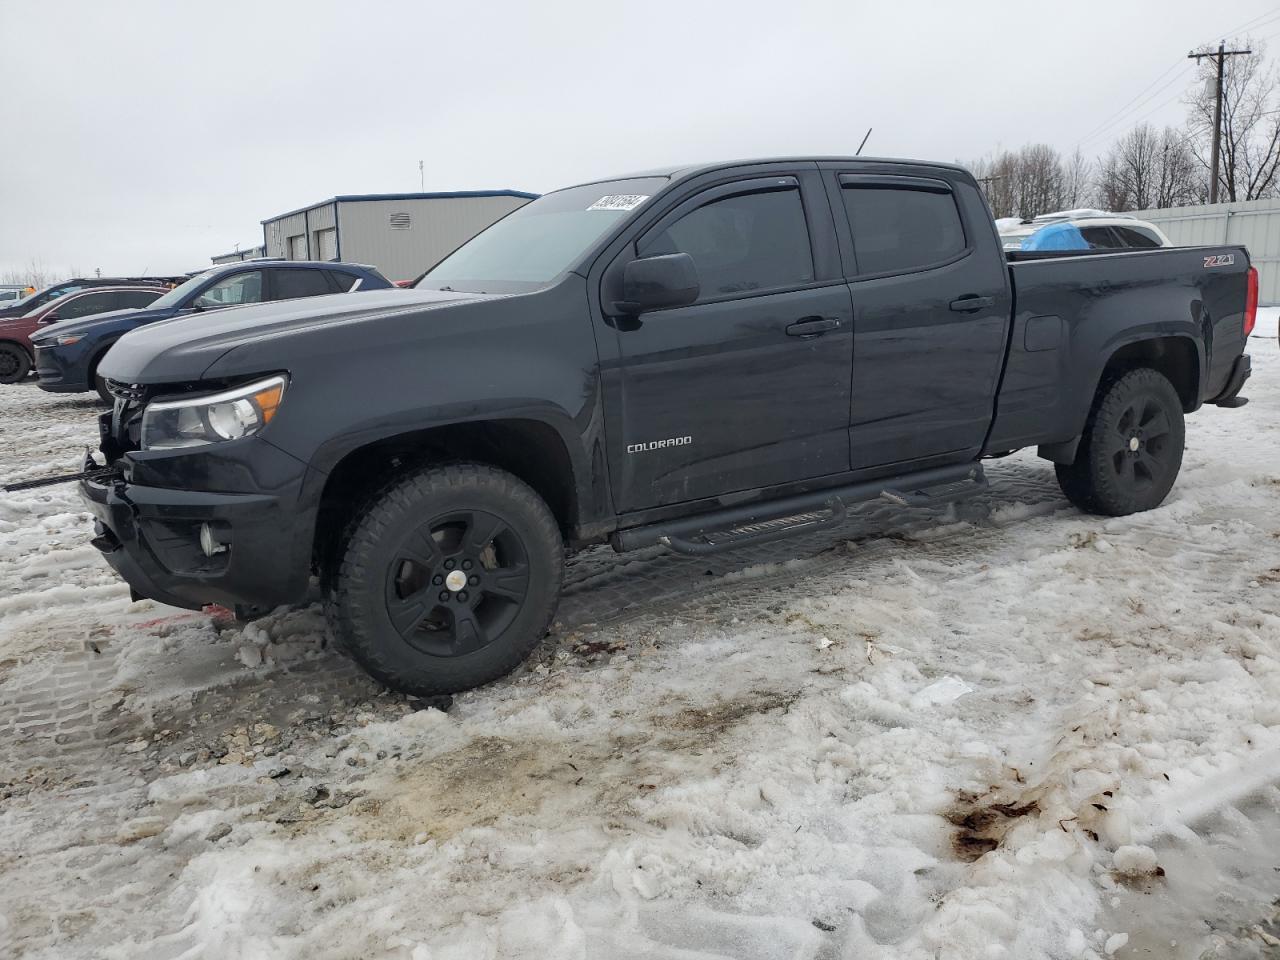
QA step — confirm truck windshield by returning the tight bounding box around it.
[416,177,668,294]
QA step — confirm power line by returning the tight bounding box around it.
[1074,60,1189,147]
[1203,8,1280,44]
[1077,65,1196,149]
[1075,10,1280,150]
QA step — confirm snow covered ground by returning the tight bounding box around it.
[1,314,1278,960]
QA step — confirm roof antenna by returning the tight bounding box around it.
[855,127,873,156]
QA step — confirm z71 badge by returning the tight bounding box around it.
[1203,254,1235,268]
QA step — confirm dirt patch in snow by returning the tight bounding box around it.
[946,790,1041,861]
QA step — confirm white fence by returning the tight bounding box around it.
[1128,196,1280,305]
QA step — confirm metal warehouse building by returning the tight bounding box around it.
[261,190,537,282]
[211,244,267,265]
[1130,195,1280,305]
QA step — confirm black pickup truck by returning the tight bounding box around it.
[81,157,1256,695]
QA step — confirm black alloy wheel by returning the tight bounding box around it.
[385,508,532,658]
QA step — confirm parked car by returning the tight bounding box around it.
[999,210,1171,251]
[0,286,167,384]
[80,156,1254,697]
[32,260,392,402]
[0,276,183,320]
[0,284,32,304]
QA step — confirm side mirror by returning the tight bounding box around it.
[40,311,59,323]
[616,253,699,314]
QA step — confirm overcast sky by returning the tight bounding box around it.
[2,0,1278,278]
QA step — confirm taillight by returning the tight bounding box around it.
[1244,265,1258,337]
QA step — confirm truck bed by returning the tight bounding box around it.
[986,245,1253,456]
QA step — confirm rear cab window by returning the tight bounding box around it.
[838,177,967,276]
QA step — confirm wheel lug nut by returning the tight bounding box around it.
[469,575,479,586]
[438,591,449,602]
[432,574,443,585]
[462,559,473,570]
[444,559,455,569]
[458,591,468,602]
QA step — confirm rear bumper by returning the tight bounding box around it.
[80,453,313,611]
[1210,353,1251,406]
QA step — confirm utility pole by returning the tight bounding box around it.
[1188,41,1251,203]
[976,174,1003,211]
[418,160,424,192]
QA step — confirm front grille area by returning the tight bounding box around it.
[105,379,148,402]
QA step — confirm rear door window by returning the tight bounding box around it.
[1111,226,1161,248]
[327,271,360,292]
[271,268,333,301]
[1080,226,1123,249]
[55,291,117,320]
[840,182,966,275]
[112,290,162,309]
[637,184,814,301]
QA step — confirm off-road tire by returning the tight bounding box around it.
[1055,367,1185,516]
[0,343,31,384]
[330,462,564,696]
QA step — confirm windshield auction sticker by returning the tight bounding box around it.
[588,195,649,211]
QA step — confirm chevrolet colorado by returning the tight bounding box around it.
[78,157,1257,695]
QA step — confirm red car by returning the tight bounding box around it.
[0,285,167,384]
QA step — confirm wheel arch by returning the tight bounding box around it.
[0,337,32,361]
[310,417,585,588]
[1096,334,1201,412]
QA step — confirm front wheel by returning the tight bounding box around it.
[0,344,31,384]
[1055,367,1185,516]
[329,463,564,696]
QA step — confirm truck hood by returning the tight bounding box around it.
[99,287,494,384]
[28,308,148,344]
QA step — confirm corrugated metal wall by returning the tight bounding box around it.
[308,204,336,261]
[1129,197,1280,305]
[264,211,308,260]
[211,245,266,265]
[335,195,529,281]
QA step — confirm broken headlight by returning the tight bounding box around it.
[140,375,287,450]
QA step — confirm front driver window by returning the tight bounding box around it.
[192,270,264,309]
[638,186,814,301]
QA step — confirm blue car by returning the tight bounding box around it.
[32,259,392,402]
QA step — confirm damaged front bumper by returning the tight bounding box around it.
[79,429,317,612]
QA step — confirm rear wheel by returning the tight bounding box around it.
[1055,367,1185,516]
[0,344,30,384]
[330,463,564,695]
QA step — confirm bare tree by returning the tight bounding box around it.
[1186,38,1280,200]
[1061,148,1092,209]
[0,259,60,290]
[967,143,1072,219]
[1095,124,1202,210]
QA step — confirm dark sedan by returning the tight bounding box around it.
[32,260,392,402]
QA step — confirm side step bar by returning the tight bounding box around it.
[611,463,987,555]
